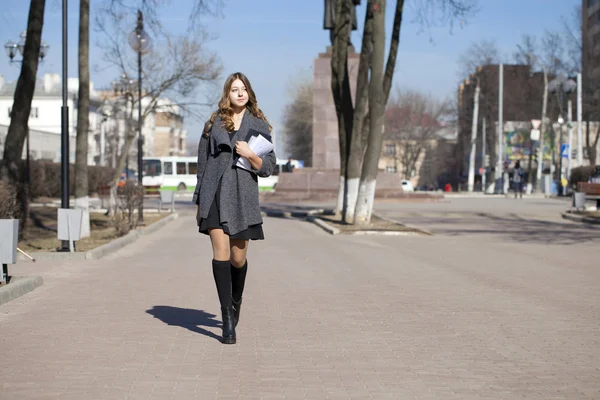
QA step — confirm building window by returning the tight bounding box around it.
[384,143,396,156]
[385,165,397,174]
[590,0,600,9]
[164,161,173,175]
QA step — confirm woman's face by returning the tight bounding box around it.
[229,79,248,109]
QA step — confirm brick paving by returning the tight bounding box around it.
[1,207,599,399]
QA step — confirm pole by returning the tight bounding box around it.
[567,99,573,191]
[467,81,480,192]
[137,10,144,223]
[60,0,70,251]
[536,70,548,193]
[577,72,583,166]
[496,64,504,193]
[482,118,486,191]
[558,120,564,195]
[100,119,105,166]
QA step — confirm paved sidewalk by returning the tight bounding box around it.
[1,213,599,399]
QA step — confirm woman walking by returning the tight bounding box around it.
[193,72,276,344]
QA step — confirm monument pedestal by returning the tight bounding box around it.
[312,48,360,169]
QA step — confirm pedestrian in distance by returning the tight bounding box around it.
[193,72,276,344]
[513,160,524,199]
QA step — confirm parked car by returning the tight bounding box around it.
[401,180,414,192]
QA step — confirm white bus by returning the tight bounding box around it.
[142,156,285,191]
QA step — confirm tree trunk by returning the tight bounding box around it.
[587,122,599,167]
[0,0,46,231]
[107,118,136,215]
[354,0,386,225]
[344,2,374,223]
[330,0,354,217]
[75,0,91,237]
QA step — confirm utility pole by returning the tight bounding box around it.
[467,79,480,192]
[536,70,548,193]
[482,118,487,192]
[496,64,504,193]
[567,98,573,189]
[577,72,583,166]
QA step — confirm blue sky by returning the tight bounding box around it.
[0,0,580,149]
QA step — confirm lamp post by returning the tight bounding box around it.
[548,75,577,196]
[128,10,151,223]
[4,31,49,186]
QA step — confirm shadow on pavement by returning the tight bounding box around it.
[260,202,333,220]
[394,212,600,245]
[146,305,222,342]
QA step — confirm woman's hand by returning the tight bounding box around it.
[235,141,255,159]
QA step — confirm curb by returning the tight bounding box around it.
[306,215,341,235]
[0,276,44,306]
[561,212,600,225]
[307,213,431,237]
[86,213,179,259]
[17,213,180,262]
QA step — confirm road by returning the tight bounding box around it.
[1,195,598,399]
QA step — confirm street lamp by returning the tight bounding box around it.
[548,75,577,196]
[129,10,151,223]
[4,31,50,187]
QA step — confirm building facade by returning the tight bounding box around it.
[0,73,186,170]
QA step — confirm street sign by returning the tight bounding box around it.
[561,144,570,158]
[530,129,540,141]
[531,119,542,129]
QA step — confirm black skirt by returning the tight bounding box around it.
[198,179,264,241]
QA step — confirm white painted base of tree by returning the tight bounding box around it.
[344,177,360,223]
[354,180,376,224]
[74,196,91,238]
[335,176,345,216]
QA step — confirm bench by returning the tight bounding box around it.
[574,182,600,209]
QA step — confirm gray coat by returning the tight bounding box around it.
[192,112,276,236]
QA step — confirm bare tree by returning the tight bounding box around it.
[0,0,46,230]
[457,39,501,79]
[385,90,448,179]
[282,76,313,166]
[330,0,475,224]
[95,3,222,211]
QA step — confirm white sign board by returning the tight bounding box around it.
[530,129,540,141]
[57,209,83,252]
[0,219,19,264]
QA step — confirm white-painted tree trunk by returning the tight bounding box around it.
[74,196,90,238]
[344,177,360,223]
[354,179,376,223]
[335,176,345,217]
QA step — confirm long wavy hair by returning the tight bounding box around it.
[203,72,272,136]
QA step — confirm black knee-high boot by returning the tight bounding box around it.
[231,260,248,327]
[212,259,236,344]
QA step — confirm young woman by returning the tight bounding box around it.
[193,72,276,344]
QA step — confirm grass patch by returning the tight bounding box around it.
[19,207,170,252]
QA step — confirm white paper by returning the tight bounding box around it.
[236,134,274,171]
